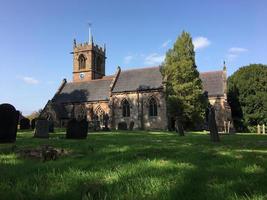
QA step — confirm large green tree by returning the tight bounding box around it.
[227,64,267,131]
[161,31,207,134]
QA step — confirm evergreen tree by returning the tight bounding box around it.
[227,64,267,132]
[162,31,207,134]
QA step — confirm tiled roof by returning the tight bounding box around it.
[53,78,112,103]
[112,67,163,93]
[52,67,225,104]
[200,71,225,96]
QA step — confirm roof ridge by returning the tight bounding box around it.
[121,66,160,72]
[68,78,113,84]
[200,70,224,74]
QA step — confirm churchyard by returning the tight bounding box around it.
[1,129,267,200]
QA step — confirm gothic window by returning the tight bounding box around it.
[78,54,86,70]
[149,97,158,117]
[122,99,130,117]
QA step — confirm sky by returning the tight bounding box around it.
[0,0,266,115]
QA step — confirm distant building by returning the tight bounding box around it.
[41,36,232,131]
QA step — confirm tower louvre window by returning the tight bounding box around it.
[78,54,86,70]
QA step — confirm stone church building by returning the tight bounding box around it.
[41,37,232,131]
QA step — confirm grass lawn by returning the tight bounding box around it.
[1,130,267,200]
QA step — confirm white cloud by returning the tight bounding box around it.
[226,47,248,61]
[123,55,134,64]
[144,53,165,65]
[161,39,171,48]
[228,47,248,53]
[226,54,238,61]
[21,76,39,84]
[193,36,211,50]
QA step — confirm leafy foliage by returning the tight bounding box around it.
[26,109,42,121]
[227,64,267,131]
[161,31,207,129]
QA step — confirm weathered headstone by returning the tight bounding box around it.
[93,114,100,131]
[175,116,184,136]
[66,119,88,139]
[208,105,220,142]
[0,104,19,143]
[102,113,110,131]
[263,124,266,135]
[118,122,127,130]
[20,117,30,130]
[34,119,49,138]
[129,121,134,131]
[31,118,36,129]
[257,124,261,134]
[228,121,231,133]
[48,121,54,133]
[224,121,227,133]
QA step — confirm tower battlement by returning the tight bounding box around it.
[73,42,106,55]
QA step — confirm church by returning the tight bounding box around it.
[41,34,232,131]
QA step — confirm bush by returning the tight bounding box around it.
[20,118,30,130]
[31,118,36,129]
[227,64,267,131]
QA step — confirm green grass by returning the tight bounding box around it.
[1,130,267,200]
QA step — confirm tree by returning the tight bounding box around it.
[227,64,267,131]
[26,109,42,121]
[161,31,207,135]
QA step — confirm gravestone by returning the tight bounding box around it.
[48,121,54,133]
[129,121,134,131]
[93,114,100,131]
[118,122,127,130]
[31,118,36,129]
[102,113,110,131]
[224,121,227,133]
[208,105,220,142]
[257,124,261,134]
[34,119,49,138]
[0,103,19,143]
[66,119,88,139]
[263,124,266,135]
[228,121,231,133]
[20,117,30,130]
[175,116,184,136]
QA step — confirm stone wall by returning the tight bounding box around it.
[111,90,167,130]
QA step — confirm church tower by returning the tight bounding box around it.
[72,28,106,82]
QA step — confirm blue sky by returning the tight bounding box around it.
[0,0,266,115]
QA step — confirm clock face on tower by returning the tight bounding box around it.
[79,73,85,80]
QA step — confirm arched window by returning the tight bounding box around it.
[149,97,158,117]
[78,54,86,70]
[122,99,130,117]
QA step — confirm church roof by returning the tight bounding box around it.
[200,70,225,96]
[53,78,112,103]
[112,67,163,93]
[51,67,225,104]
